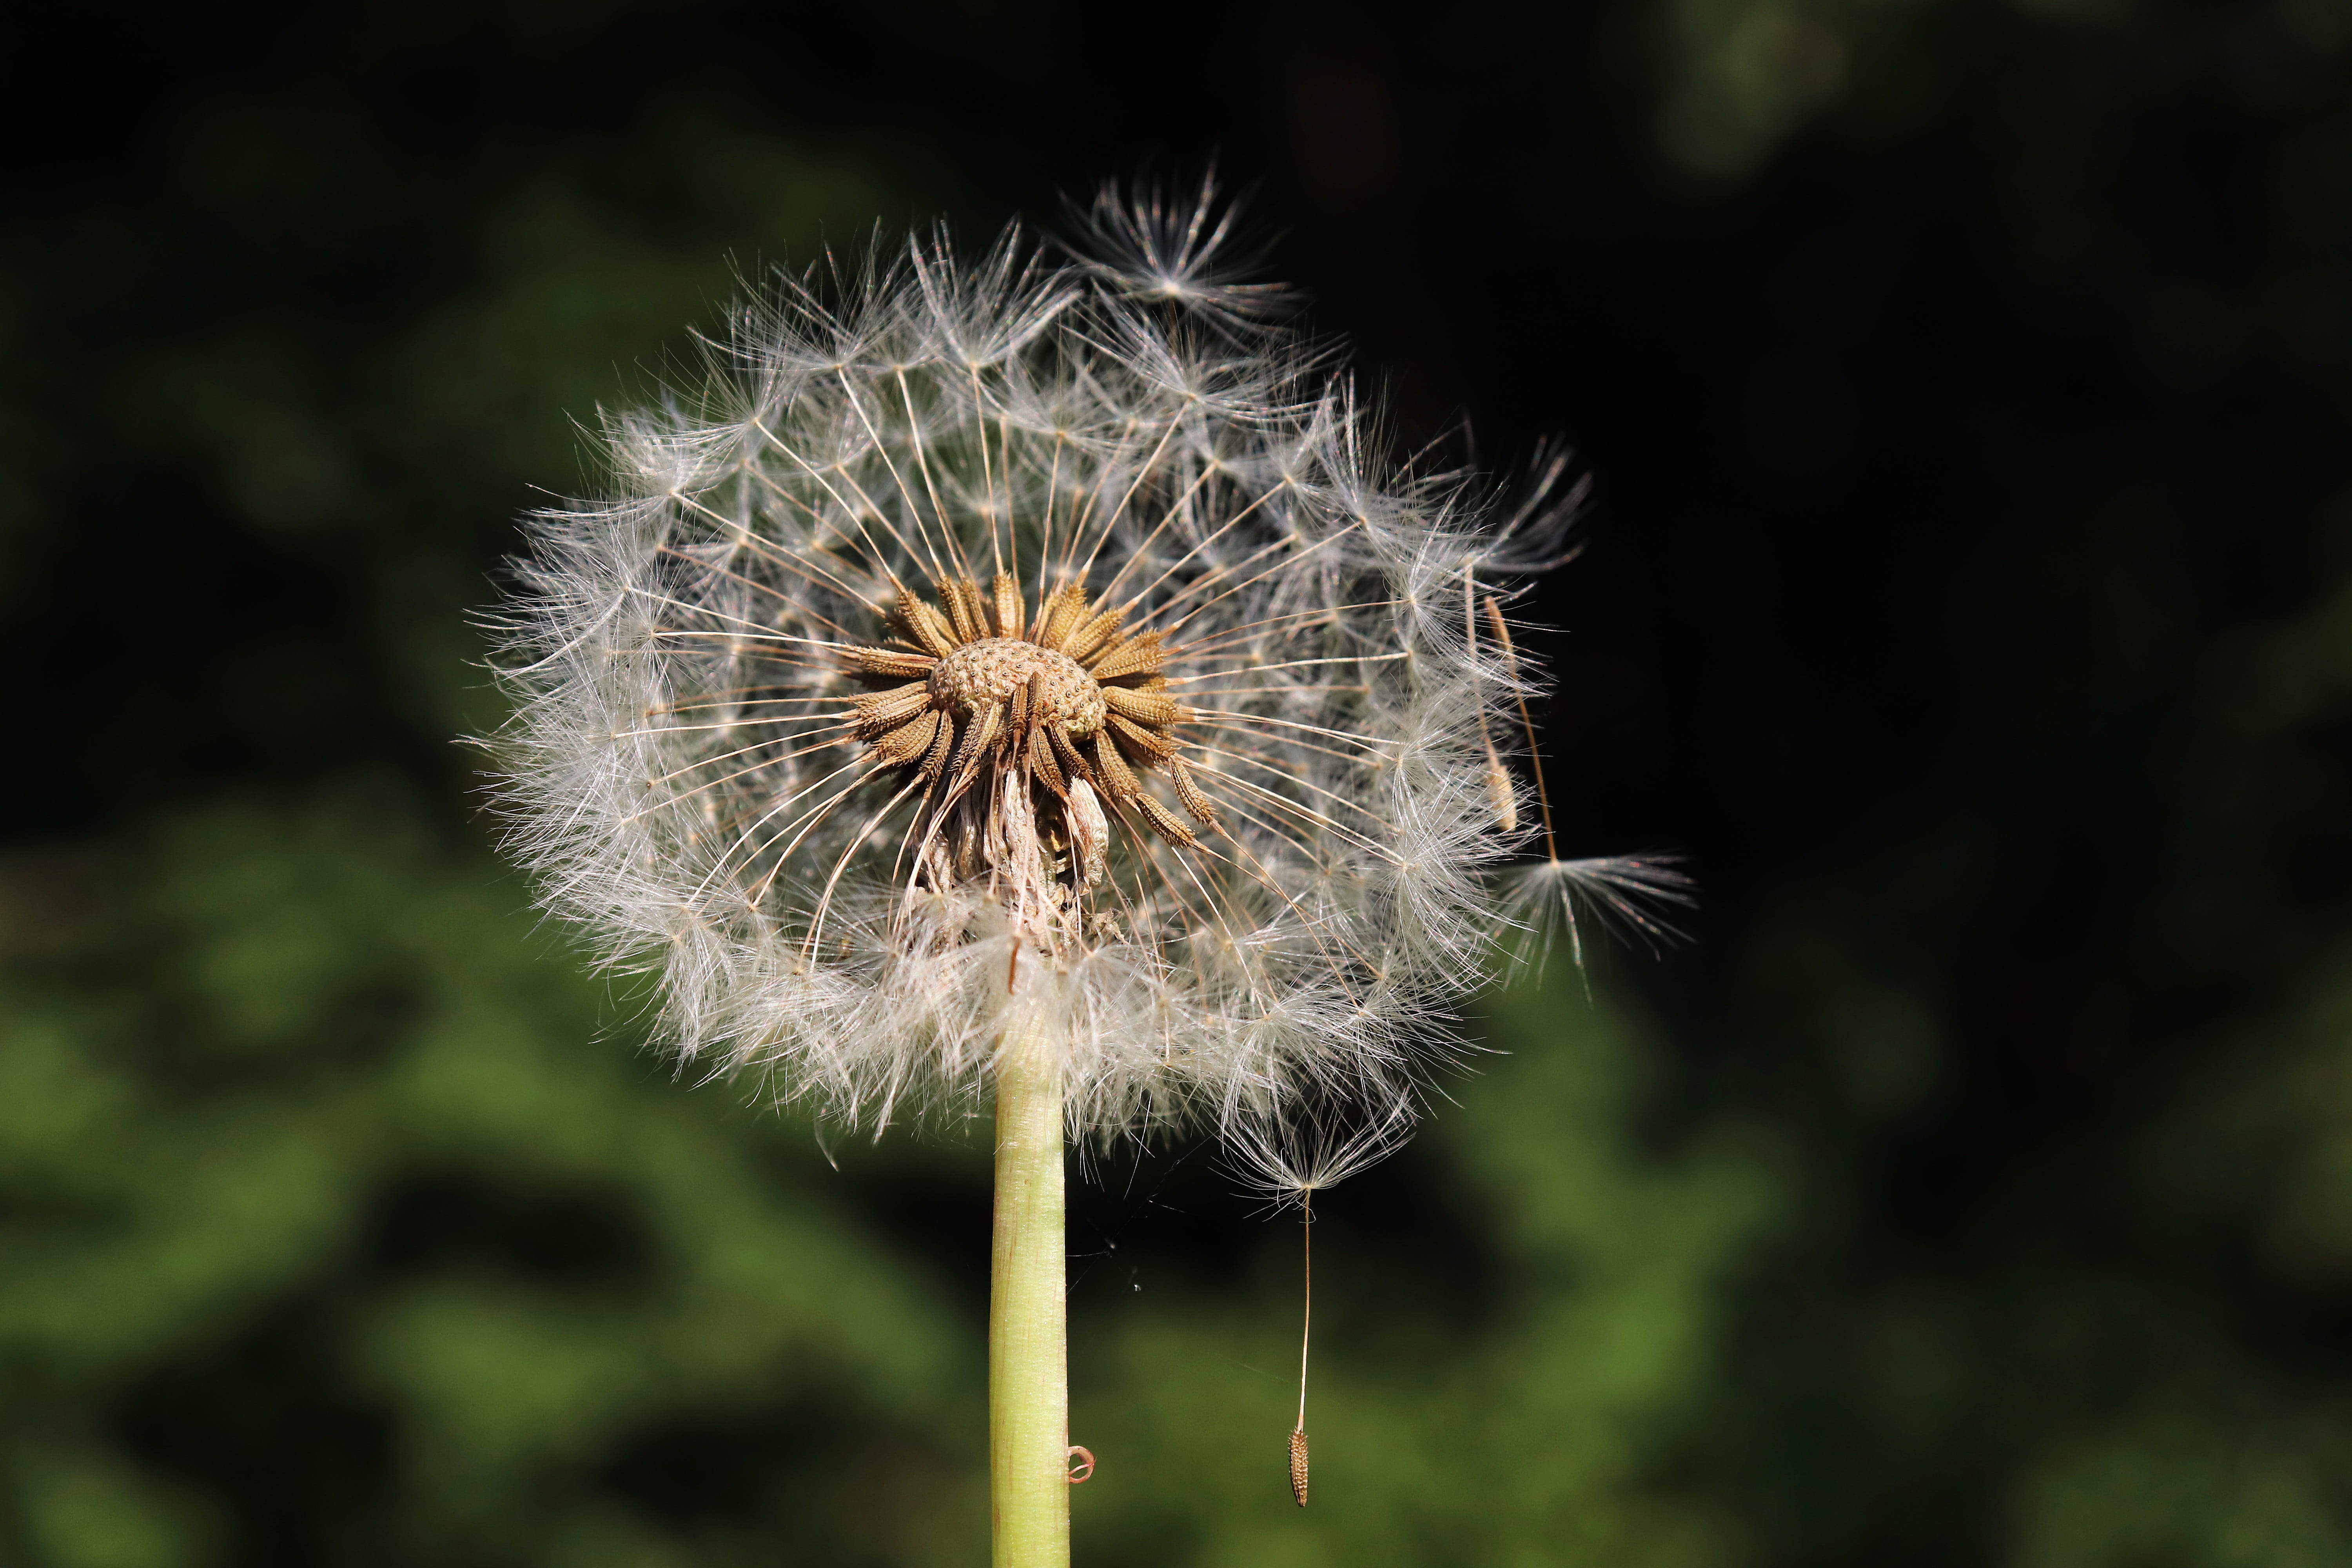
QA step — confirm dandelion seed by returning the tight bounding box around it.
[1475,594,1696,971]
[1468,573,1517,834]
[1230,1100,1415,1508]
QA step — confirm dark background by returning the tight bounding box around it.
[6,0,2351,1564]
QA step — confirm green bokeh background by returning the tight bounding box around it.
[8,0,2352,1563]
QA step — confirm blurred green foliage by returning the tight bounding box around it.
[8,0,2352,1562]
[0,802,977,1566]
[0,800,1773,1566]
[1717,558,2352,1566]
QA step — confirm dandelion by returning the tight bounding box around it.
[482,179,1634,1563]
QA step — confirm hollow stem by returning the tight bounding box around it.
[990,1022,1068,1568]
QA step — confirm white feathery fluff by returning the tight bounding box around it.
[484,178,1655,1150]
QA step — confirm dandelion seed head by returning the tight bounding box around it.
[483,180,1630,1145]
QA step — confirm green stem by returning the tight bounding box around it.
[990,1022,1068,1568]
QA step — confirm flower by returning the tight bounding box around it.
[485,184,1591,1144]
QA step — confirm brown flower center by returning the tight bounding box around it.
[842,572,1218,881]
[928,638,1105,737]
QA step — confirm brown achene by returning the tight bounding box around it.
[845,573,1219,895]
